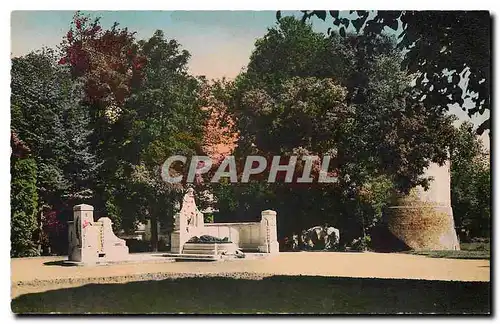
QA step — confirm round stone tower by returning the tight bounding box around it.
[385,161,460,251]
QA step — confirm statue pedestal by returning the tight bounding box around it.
[170,232,182,254]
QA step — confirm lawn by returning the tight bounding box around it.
[12,275,490,314]
[407,241,490,260]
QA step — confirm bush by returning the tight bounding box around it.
[126,239,151,253]
[11,157,39,257]
[40,209,67,255]
[204,214,214,223]
[350,236,371,252]
[126,238,171,253]
[461,241,490,252]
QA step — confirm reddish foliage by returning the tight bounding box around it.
[42,210,65,235]
[11,130,30,158]
[59,11,147,109]
[201,106,239,162]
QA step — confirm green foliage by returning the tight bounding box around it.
[11,49,98,208]
[209,17,453,241]
[11,16,208,253]
[235,17,454,193]
[11,156,39,257]
[119,30,207,248]
[450,122,490,238]
[11,49,99,254]
[204,214,214,224]
[297,10,491,135]
[350,235,371,251]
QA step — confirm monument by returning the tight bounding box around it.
[68,204,129,264]
[170,188,279,256]
[386,161,460,251]
[170,187,205,253]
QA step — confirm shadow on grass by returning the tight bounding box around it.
[12,275,490,314]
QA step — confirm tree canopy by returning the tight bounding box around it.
[450,122,490,239]
[286,10,491,135]
[204,17,457,243]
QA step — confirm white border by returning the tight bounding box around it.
[1,0,498,10]
[3,1,497,322]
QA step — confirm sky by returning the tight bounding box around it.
[10,10,490,148]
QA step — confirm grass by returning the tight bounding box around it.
[407,241,490,260]
[12,275,490,314]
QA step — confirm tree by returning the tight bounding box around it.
[207,17,455,243]
[293,10,491,134]
[58,12,149,230]
[11,49,99,253]
[117,30,208,250]
[59,11,146,112]
[57,13,210,250]
[11,12,209,253]
[450,122,490,239]
[11,131,39,257]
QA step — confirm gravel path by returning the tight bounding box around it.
[11,252,490,299]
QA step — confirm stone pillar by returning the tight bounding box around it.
[68,204,98,263]
[258,210,279,254]
[386,162,460,251]
[170,212,183,254]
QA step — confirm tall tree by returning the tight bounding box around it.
[11,131,39,257]
[450,122,490,239]
[208,17,455,242]
[11,49,99,253]
[124,30,208,250]
[59,11,148,228]
[228,17,454,192]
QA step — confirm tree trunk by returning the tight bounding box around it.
[150,212,158,252]
[35,208,44,255]
[360,204,368,252]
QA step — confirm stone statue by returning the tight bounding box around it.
[300,225,341,250]
[179,187,205,234]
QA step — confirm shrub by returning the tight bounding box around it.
[350,235,372,252]
[204,214,214,223]
[11,157,39,257]
[126,239,151,253]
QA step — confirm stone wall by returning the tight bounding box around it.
[386,205,458,250]
[204,222,261,250]
[68,204,129,264]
